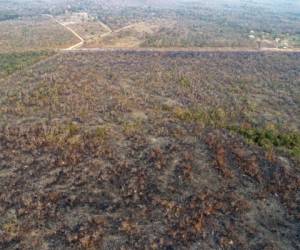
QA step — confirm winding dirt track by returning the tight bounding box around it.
[45,14,84,50]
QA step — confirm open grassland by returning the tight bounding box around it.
[0,16,78,52]
[84,20,167,48]
[0,51,299,249]
[0,51,54,79]
[67,22,108,41]
[56,12,109,43]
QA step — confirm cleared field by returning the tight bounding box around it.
[0,16,79,52]
[84,20,167,48]
[67,22,108,41]
[56,12,110,44]
[0,51,299,249]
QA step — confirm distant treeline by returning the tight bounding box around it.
[0,11,19,21]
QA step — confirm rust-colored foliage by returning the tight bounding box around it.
[0,51,299,249]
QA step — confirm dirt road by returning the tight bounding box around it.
[98,20,113,34]
[63,47,300,53]
[99,22,141,38]
[45,14,84,50]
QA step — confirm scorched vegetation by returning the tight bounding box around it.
[0,51,299,249]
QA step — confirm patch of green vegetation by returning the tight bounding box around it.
[94,126,110,141]
[173,104,300,160]
[122,120,143,136]
[43,122,112,149]
[0,51,54,78]
[178,76,191,88]
[229,124,300,159]
[43,123,79,147]
[67,122,81,136]
[173,106,229,127]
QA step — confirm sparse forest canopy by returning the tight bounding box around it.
[0,51,53,78]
